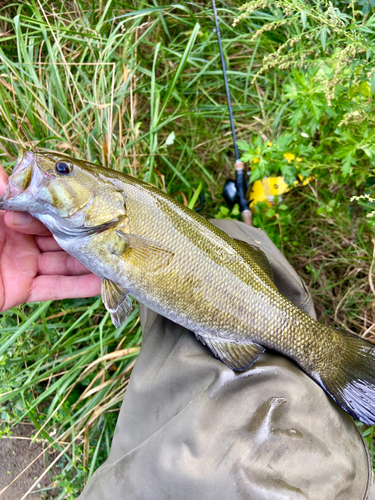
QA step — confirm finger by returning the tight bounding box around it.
[28,274,101,302]
[0,165,8,195]
[35,236,63,252]
[38,251,93,276]
[0,226,40,311]
[4,211,51,236]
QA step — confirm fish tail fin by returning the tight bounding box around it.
[311,329,375,425]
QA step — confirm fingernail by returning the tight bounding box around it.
[11,211,31,226]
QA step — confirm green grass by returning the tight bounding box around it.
[0,0,375,496]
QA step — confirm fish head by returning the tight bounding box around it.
[0,150,127,235]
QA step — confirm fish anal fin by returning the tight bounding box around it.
[101,278,132,327]
[197,335,265,371]
[116,231,174,270]
[233,238,275,287]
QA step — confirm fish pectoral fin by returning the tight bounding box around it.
[101,278,132,327]
[197,334,265,371]
[233,238,276,288]
[116,231,174,270]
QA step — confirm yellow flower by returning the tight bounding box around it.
[284,153,295,163]
[296,157,303,162]
[252,157,260,164]
[267,141,272,147]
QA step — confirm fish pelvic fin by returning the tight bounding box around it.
[196,334,265,371]
[101,278,132,327]
[311,329,375,425]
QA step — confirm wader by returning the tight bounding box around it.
[79,220,375,500]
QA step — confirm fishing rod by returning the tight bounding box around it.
[212,0,252,225]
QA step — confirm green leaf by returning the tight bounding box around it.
[188,181,203,209]
[231,204,240,216]
[319,27,328,52]
[240,153,254,163]
[280,163,296,185]
[249,169,262,183]
[301,11,307,30]
[157,22,200,124]
[358,82,371,97]
[341,155,355,177]
[237,140,250,151]
[371,73,375,95]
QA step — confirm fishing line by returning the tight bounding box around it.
[211,0,252,225]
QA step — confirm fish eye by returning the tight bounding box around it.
[55,161,73,175]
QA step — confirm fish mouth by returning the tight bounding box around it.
[0,150,44,210]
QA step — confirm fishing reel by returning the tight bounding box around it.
[224,169,304,225]
[223,161,252,225]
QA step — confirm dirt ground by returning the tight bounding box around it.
[0,424,59,500]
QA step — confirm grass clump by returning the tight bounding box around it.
[0,0,375,496]
[1,298,141,495]
[234,0,375,186]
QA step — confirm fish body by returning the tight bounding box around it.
[1,150,375,424]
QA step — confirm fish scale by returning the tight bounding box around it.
[75,171,340,372]
[1,150,375,425]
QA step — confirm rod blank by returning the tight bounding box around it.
[212,0,239,161]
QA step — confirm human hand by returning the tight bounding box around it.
[0,165,101,312]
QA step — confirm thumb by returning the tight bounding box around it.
[4,211,51,236]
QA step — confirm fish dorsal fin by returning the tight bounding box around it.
[233,238,275,286]
[116,231,174,270]
[196,334,265,371]
[101,278,132,327]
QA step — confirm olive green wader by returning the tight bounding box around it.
[79,220,375,500]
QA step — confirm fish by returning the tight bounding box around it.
[1,149,375,425]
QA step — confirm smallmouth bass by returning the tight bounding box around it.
[1,150,375,425]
